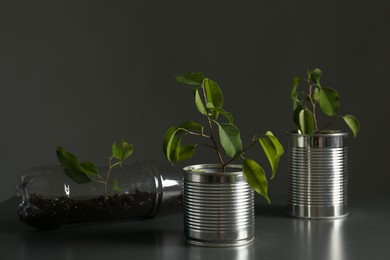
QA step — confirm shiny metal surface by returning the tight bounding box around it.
[287,132,349,219]
[288,130,348,148]
[183,164,255,247]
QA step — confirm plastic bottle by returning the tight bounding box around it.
[16,161,182,229]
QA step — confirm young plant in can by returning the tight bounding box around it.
[290,68,360,137]
[163,72,284,203]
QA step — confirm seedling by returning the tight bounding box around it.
[56,139,133,197]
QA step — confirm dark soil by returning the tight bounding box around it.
[18,190,157,229]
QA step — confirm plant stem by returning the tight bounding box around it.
[318,118,337,133]
[223,136,258,167]
[207,115,225,166]
[200,82,225,167]
[198,142,216,149]
[95,174,105,183]
[103,155,116,198]
[91,173,107,196]
[307,79,319,132]
[183,129,210,138]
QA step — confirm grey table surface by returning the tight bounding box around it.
[1,196,389,260]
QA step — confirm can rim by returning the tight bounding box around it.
[183,164,242,174]
[183,164,244,183]
[286,130,348,137]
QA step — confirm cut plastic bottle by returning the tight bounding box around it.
[16,161,182,229]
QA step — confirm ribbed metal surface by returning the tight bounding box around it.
[183,164,254,247]
[287,131,349,219]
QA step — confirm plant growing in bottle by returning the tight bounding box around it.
[56,139,134,197]
[290,68,360,136]
[16,139,165,229]
[163,72,284,203]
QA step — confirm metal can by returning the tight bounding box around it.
[287,131,349,219]
[183,164,254,247]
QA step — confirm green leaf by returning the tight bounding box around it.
[178,120,203,133]
[242,158,270,204]
[206,102,215,108]
[174,140,196,164]
[168,136,180,164]
[112,142,122,160]
[312,87,320,102]
[217,123,243,158]
[318,87,340,116]
[307,69,312,81]
[299,109,314,134]
[291,76,300,110]
[175,72,204,85]
[163,121,204,164]
[193,88,206,114]
[311,68,322,85]
[207,106,233,123]
[265,131,284,156]
[80,161,98,176]
[204,78,224,108]
[112,140,133,162]
[120,140,133,161]
[293,105,303,128]
[205,102,221,120]
[258,131,284,179]
[162,127,179,162]
[111,179,121,192]
[56,147,92,184]
[343,115,360,137]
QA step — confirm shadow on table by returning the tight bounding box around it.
[185,242,255,260]
[0,197,31,233]
[23,227,183,245]
[0,196,184,245]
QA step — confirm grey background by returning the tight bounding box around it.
[1,0,389,202]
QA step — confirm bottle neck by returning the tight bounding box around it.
[149,163,182,217]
